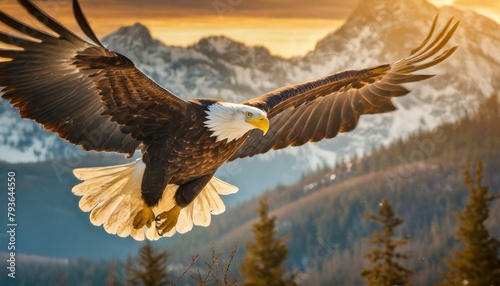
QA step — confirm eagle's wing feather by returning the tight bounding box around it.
[0,0,188,156]
[230,16,458,161]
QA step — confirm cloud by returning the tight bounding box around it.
[74,0,357,20]
[4,0,498,57]
[0,0,348,57]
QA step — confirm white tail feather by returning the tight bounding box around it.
[72,159,238,241]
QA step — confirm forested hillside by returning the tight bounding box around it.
[164,93,500,285]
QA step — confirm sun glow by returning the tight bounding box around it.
[1,0,499,57]
[143,17,342,57]
[90,16,344,58]
[429,0,500,24]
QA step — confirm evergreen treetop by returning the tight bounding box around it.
[131,241,170,286]
[240,198,296,286]
[441,161,500,286]
[360,198,414,286]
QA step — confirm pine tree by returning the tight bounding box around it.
[240,198,296,286]
[440,161,500,286]
[131,241,170,286]
[125,254,138,286]
[106,262,120,286]
[360,198,414,286]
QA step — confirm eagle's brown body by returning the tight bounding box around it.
[141,99,248,206]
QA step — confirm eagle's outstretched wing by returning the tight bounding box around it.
[230,16,458,161]
[0,0,188,156]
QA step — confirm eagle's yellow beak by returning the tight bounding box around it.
[246,115,269,135]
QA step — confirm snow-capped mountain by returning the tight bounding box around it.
[102,23,295,103]
[1,0,499,177]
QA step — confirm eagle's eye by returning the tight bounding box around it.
[244,111,253,118]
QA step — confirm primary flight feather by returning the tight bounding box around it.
[0,0,458,240]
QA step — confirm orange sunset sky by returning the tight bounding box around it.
[1,0,499,57]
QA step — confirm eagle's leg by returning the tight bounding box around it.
[156,174,214,235]
[133,162,172,229]
[155,205,182,235]
[133,203,155,229]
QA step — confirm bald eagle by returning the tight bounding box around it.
[0,0,458,240]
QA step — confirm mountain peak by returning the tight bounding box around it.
[102,22,155,49]
[348,0,437,26]
[191,35,279,69]
[194,35,246,54]
[117,22,151,37]
[129,22,151,34]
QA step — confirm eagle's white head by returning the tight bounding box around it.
[204,102,269,143]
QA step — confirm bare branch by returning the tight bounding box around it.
[172,255,200,286]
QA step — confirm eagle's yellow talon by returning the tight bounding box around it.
[156,205,182,236]
[133,204,155,229]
